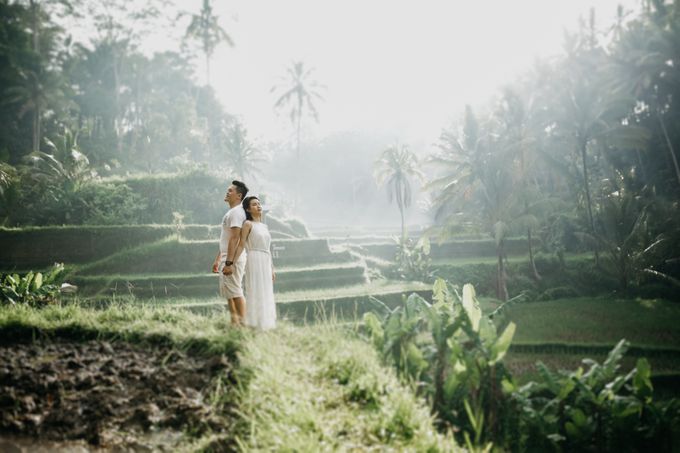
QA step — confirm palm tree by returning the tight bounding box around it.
[427,107,516,301]
[0,162,16,197]
[4,66,64,152]
[607,0,680,186]
[374,144,424,240]
[545,35,643,265]
[496,88,545,280]
[24,127,93,193]
[222,120,266,180]
[271,61,324,161]
[182,0,233,86]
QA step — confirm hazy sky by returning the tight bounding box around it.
[188,0,639,146]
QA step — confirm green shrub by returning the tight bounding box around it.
[120,170,225,224]
[324,353,386,407]
[362,279,680,451]
[362,279,517,449]
[387,236,433,282]
[508,342,680,452]
[1,264,65,307]
[69,183,146,225]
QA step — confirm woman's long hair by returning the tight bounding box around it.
[242,196,259,221]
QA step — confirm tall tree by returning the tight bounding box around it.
[496,88,545,280]
[607,0,680,189]
[222,119,265,180]
[1,0,66,153]
[428,107,516,301]
[271,61,324,161]
[374,144,423,240]
[181,0,233,86]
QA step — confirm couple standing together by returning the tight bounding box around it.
[211,180,277,329]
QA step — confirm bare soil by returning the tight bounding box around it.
[0,340,237,451]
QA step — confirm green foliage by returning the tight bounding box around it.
[511,341,680,452]
[374,144,424,239]
[220,120,266,179]
[272,61,324,160]
[363,279,680,451]
[363,279,517,447]
[172,211,185,240]
[390,235,432,282]
[0,264,64,307]
[589,192,680,291]
[180,0,233,86]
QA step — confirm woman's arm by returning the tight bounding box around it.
[232,221,252,263]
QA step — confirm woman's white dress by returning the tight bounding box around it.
[244,222,276,329]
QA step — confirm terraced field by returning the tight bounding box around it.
[2,225,679,394]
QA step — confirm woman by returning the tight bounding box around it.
[232,196,276,329]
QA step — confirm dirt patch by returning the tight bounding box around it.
[0,340,237,451]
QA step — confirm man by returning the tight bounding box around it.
[212,180,248,326]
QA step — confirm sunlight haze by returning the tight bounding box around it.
[197,0,640,144]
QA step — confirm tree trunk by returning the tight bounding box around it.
[579,137,600,266]
[496,241,509,301]
[399,200,406,240]
[528,226,541,281]
[206,54,211,86]
[658,112,680,185]
[32,105,40,153]
[112,49,122,156]
[296,99,302,162]
[29,0,39,53]
[29,0,40,153]
[293,110,302,207]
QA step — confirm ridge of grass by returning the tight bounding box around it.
[499,297,680,347]
[235,323,457,451]
[276,280,430,303]
[0,303,243,358]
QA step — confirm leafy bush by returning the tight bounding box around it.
[1,264,65,307]
[508,342,680,452]
[389,236,433,282]
[362,279,680,451]
[120,169,225,224]
[73,183,147,225]
[363,279,516,450]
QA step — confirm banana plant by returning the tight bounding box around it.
[1,263,64,307]
[362,278,516,448]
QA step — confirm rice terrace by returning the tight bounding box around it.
[1,0,680,451]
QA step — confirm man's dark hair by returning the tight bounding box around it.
[232,180,248,200]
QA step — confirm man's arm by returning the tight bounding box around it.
[221,226,242,276]
[232,222,252,264]
[226,226,241,263]
[212,251,221,273]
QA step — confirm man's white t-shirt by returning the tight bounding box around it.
[219,205,247,256]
